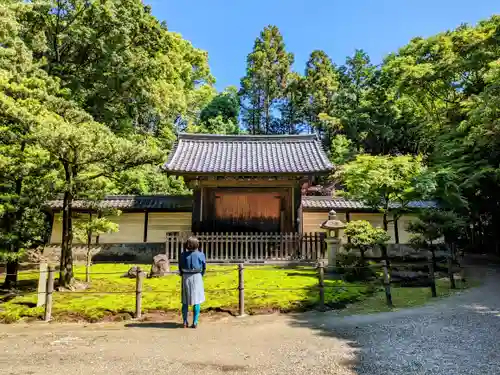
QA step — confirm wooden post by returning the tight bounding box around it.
[382,260,393,307]
[135,267,144,319]
[44,266,54,322]
[85,246,92,284]
[37,263,48,307]
[429,254,437,297]
[238,263,245,317]
[448,251,456,289]
[318,262,325,311]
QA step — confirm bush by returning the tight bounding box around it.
[336,253,378,281]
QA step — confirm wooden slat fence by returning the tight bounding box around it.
[166,232,326,262]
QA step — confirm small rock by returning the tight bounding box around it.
[122,266,141,279]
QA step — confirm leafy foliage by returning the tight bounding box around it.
[342,220,390,280]
[3,1,500,285]
[22,0,214,143]
[73,213,121,246]
[407,210,465,249]
[344,220,391,251]
[34,118,162,286]
[337,155,436,226]
[74,211,120,282]
[0,1,73,286]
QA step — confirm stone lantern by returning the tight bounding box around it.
[320,210,346,266]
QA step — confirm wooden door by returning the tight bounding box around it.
[214,191,281,232]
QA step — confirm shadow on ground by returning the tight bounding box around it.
[288,257,500,375]
[0,279,38,302]
[125,322,185,329]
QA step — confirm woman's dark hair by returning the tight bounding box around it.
[184,236,200,251]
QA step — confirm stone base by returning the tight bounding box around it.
[338,244,449,261]
[325,238,341,266]
[39,243,166,264]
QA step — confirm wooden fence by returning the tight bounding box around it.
[165,232,326,262]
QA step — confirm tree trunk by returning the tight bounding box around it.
[360,247,366,267]
[2,260,19,289]
[264,97,270,134]
[431,246,437,272]
[60,164,74,287]
[382,212,389,232]
[382,212,390,267]
[3,155,25,288]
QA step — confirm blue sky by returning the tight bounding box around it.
[147,0,500,91]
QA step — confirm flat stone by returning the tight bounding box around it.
[122,266,141,279]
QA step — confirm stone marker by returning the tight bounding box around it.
[37,263,48,307]
[148,254,170,278]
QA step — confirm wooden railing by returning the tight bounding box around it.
[165,232,326,262]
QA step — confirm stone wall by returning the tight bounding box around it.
[42,243,167,264]
[338,243,449,260]
[39,242,447,265]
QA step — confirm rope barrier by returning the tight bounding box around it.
[2,285,367,297]
[0,264,471,277]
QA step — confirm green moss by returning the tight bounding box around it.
[0,264,475,323]
[340,278,475,315]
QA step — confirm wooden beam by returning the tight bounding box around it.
[143,211,149,243]
[200,179,297,188]
[346,211,351,243]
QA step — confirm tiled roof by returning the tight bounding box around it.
[48,195,193,211]
[48,195,437,212]
[302,196,438,211]
[163,133,333,174]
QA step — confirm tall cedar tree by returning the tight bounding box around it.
[240,25,294,134]
[304,50,339,136]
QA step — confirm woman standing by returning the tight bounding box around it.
[179,236,206,328]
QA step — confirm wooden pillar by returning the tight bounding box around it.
[143,211,149,243]
[192,188,202,233]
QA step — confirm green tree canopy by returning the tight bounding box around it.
[344,220,390,261]
[337,154,436,230]
[34,118,162,286]
[21,0,214,144]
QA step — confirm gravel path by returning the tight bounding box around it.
[292,262,500,374]
[1,260,500,375]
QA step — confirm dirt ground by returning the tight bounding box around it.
[0,314,356,375]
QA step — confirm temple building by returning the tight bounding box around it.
[163,133,333,233]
